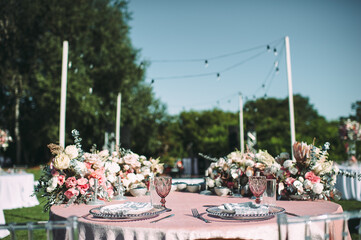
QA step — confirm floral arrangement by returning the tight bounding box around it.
[203,141,340,201]
[276,141,339,200]
[0,129,12,151]
[35,130,163,211]
[205,149,281,190]
[339,119,361,141]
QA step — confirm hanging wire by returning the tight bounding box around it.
[149,37,283,63]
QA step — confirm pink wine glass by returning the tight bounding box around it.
[154,176,172,212]
[249,175,267,204]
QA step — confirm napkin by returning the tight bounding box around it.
[222,202,269,215]
[100,202,153,215]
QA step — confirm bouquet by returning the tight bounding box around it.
[35,130,163,211]
[339,119,361,141]
[276,141,339,200]
[0,129,12,151]
[205,148,281,190]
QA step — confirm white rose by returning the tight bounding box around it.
[298,177,304,182]
[64,145,78,159]
[143,161,152,167]
[93,160,105,170]
[312,182,324,194]
[283,160,294,168]
[73,160,88,176]
[313,161,333,175]
[123,165,130,171]
[141,166,151,176]
[105,161,120,174]
[136,174,145,182]
[53,153,70,170]
[46,176,58,192]
[127,173,137,183]
[270,163,281,174]
[98,150,109,158]
[106,174,116,183]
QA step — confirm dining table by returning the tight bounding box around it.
[0,172,39,210]
[50,191,349,240]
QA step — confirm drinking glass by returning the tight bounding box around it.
[154,176,172,212]
[248,175,267,204]
[263,179,277,206]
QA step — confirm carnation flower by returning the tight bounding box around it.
[65,177,77,189]
[64,188,79,200]
[305,171,321,183]
[312,182,324,194]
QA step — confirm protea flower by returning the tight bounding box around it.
[293,142,311,164]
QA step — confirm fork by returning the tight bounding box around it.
[191,208,211,223]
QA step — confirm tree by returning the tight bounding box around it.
[0,0,166,165]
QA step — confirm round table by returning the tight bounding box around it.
[0,172,39,210]
[50,191,348,240]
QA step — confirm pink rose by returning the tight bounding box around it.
[77,183,90,195]
[77,177,88,186]
[65,177,77,188]
[85,162,92,170]
[285,177,296,186]
[89,169,106,184]
[58,175,65,186]
[107,187,114,199]
[64,188,79,199]
[305,171,321,183]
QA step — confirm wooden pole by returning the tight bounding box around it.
[116,92,121,147]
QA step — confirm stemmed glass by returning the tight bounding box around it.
[248,175,267,204]
[154,176,172,212]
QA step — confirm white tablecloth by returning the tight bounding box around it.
[0,172,39,210]
[335,165,361,201]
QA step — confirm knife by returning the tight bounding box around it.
[150,214,175,223]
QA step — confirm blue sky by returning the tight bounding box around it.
[128,0,361,121]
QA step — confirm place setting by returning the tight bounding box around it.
[201,173,285,222]
[87,176,173,222]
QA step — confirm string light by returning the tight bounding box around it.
[204,60,208,68]
[217,73,220,81]
[273,48,278,56]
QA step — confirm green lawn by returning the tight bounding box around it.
[2,169,361,239]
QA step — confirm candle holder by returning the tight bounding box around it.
[113,176,126,201]
[87,179,105,205]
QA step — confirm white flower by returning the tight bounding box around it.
[283,160,294,168]
[215,178,223,187]
[141,166,151,176]
[53,153,70,170]
[123,165,130,171]
[123,153,141,168]
[303,180,313,190]
[105,161,120,174]
[64,145,78,159]
[289,167,298,175]
[256,150,275,166]
[245,168,253,177]
[136,174,145,182]
[312,160,333,175]
[46,176,58,192]
[216,158,226,168]
[142,160,152,167]
[278,182,284,195]
[127,173,137,183]
[93,159,105,170]
[270,163,281,174]
[207,179,215,188]
[73,160,88,176]
[245,159,255,167]
[106,174,116,183]
[312,182,324,194]
[98,150,109,159]
[293,180,303,189]
[298,176,304,182]
[231,169,239,179]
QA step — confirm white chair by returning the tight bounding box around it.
[0,216,78,240]
[277,210,361,240]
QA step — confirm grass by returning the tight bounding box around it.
[2,169,361,239]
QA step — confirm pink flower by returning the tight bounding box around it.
[51,169,59,177]
[107,187,114,199]
[77,177,88,186]
[85,162,92,170]
[305,171,321,183]
[64,188,79,199]
[65,177,77,188]
[58,175,65,186]
[89,169,106,184]
[77,183,90,195]
[285,177,296,186]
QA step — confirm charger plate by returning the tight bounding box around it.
[206,205,285,220]
[89,206,167,220]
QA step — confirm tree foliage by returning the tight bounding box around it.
[0,0,166,165]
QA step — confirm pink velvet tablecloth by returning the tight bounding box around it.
[50,192,347,240]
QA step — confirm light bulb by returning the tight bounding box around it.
[273,48,278,56]
[267,45,270,52]
[217,73,220,81]
[151,79,155,84]
[205,60,208,68]
[274,61,279,67]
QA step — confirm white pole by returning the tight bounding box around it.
[59,41,68,148]
[239,93,244,153]
[285,36,296,159]
[116,92,121,147]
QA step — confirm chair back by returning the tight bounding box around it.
[0,216,78,240]
[277,210,361,240]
